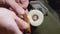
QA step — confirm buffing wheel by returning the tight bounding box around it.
[27,10,44,26]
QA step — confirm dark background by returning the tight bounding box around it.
[29,0,60,34]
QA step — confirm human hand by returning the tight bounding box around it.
[0,8,29,34]
[0,0,29,18]
[0,0,29,15]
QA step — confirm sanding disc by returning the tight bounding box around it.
[27,10,44,26]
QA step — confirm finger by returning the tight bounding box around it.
[25,9,29,14]
[9,20,23,34]
[15,15,29,29]
[3,18,23,34]
[8,7,24,19]
[0,18,23,34]
[20,0,29,9]
[0,8,23,34]
[6,0,25,15]
[15,0,20,3]
[17,9,29,19]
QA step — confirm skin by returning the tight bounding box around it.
[5,0,29,14]
[0,7,29,34]
[0,0,29,34]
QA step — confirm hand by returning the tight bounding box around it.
[0,0,29,18]
[0,0,29,15]
[0,8,29,34]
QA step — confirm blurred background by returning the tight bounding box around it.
[29,0,60,34]
[47,0,60,18]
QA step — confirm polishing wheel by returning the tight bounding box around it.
[27,9,44,26]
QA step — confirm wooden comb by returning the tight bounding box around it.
[23,12,31,34]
